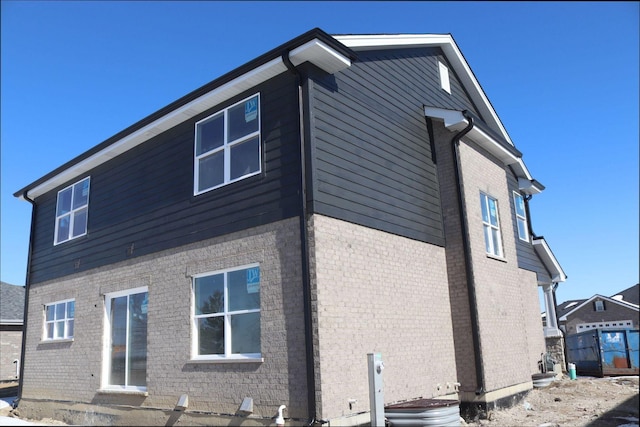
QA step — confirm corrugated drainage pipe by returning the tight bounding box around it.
[451,111,486,395]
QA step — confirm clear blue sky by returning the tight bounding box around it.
[2,1,638,306]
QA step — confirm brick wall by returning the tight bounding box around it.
[20,217,309,422]
[563,299,639,335]
[457,138,545,391]
[0,328,21,380]
[431,118,545,398]
[309,214,458,421]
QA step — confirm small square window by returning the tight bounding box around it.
[44,300,75,340]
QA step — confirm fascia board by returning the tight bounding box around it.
[425,106,543,194]
[558,294,639,321]
[17,39,351,200]
[532,238,567,283]
[338,34,513,146]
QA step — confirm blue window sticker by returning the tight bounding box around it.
[246,267,260,294]
[244,98,258,123]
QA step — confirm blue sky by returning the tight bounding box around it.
[1,1,638,306]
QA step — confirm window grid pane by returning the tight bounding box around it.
[195,95,260,194]
[44,301,75,340]
[55,178,90,244]
[194,266,261,358]
[480,193,503,257]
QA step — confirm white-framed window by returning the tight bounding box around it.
[513,192,529,242]
[44,299,75,340]
[192,264,261,360]
[480,192,503,257]
[103,287,148,391]
[595,300,605,312]
[54,177,90,245]
[194,94,261,195]
[438,60,451,94]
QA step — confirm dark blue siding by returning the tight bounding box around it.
[307,47,479,245]
[29,73,302,283]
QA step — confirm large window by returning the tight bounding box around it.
[44,299,75,340]
[194,94,261,195]
[55,177,90,245]
[192,265,261,360]
[513,192,529,242]
[480,192,503,257]
[104,287,148,391]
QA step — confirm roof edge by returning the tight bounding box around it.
[15,28,355,200]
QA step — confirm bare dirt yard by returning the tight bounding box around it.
[1,376,638,426]
[464,375,639,427]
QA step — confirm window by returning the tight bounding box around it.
[192,265,261,360]
[480,192,503,257]
[104,287,148,391]
[595,300,605,312]
[44,299,75,340]
[513,192,529,242]
[438,61,451,94]
[194,94,261,194]
[55,177,90,245]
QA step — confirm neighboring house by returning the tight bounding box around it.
[557,284,639,336]
[0,282,25,381]
[13,28,566,425]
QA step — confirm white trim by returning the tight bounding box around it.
[532,238,567,283]
[423,106,540,191]
[19,39,351,200]
[513,191,529,242]
[54,177,90,245]
[438,60,451,94]
[336,33,513,146]
[559,294,639,321]
[193,93,262,195]
[191,263,261,360]
[102,286,149,392]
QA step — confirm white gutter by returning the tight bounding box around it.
[19,39,351,200]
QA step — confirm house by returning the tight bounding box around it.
[0,282,25,381]
[13,28,566,425]
[557,284,639,336]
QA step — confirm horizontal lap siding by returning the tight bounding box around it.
[308,47,479,245]
[29,74,301,283]
[507,173,552,283]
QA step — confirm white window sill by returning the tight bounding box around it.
[39,338,74,344]
[97,388,148,397]
[486,253,507,263]
[187,357,264,364]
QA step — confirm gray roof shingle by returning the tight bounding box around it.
[0,282,25,324]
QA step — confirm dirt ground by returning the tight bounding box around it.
[464,375,639,427]
[1,376,638,426]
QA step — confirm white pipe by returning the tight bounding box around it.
[275,405,286,426]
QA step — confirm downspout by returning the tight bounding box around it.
[451,111,486,395]
[282,51,318,426]
[16,191,36,407]
[523,194,537,238]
